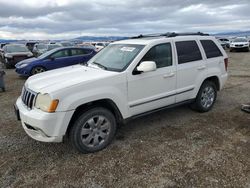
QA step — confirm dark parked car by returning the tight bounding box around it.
[1,44,33,68]
[218,38,230,48]
[25,42,38,51]
[15,47,96,76]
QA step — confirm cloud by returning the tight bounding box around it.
[0,0,249,39]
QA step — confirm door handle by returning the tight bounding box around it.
[163,72,175,78]
[197,65,206,70]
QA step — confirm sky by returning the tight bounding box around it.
[0,0,249,40]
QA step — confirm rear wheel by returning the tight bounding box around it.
[31,66,46,75]
[69,107,117,153]
[191,81,217,112]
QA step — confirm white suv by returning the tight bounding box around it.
[15,33,228,153]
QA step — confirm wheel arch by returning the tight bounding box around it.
[203,76,220,91]
[30,65,47,75]
[66,98,124,136]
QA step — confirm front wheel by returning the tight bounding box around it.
[31,66,46,75]
[69,107,117,153]
[191,81,217,113]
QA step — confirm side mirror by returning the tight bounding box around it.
[137,61,156,73]
[49,57,55,61]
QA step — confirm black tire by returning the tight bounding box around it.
[69,107,117,153]
[31,66,46,75]
[190,81,217,113]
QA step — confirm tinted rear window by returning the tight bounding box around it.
[176,41,202,64]
[201,40,223,58]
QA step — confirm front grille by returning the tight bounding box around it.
[13,55,28,62]
[235,45,243,47]
[21,87,37,109]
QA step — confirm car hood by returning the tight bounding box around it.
[25,65,118,94]
[16,57,38,66]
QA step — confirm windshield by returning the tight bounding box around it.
[37,48,58,59]
[233,38,248,42]
[36,44,47,49]
[87,44,144,72]
[5,45,29,53]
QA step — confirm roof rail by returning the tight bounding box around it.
[131,32,209,39]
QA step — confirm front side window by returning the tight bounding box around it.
[88,44,144,72]
[141,43,172,68]
[201,40,222,58]
[50,50,69,59]
[176,41,202,64]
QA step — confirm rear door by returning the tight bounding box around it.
[174,39,206,102]
[70,48,94,65]
[200,40,225,75]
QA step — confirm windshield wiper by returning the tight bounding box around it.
[92,62,108,70]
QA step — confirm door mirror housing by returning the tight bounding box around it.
[49,56,55,61]
[137,61,157,73]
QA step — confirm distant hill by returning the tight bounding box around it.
[0,39,17,43]
[1,31,250,43]
[214,30,250,37]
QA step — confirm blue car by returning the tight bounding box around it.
[15,47,96,76]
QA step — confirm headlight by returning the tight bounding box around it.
[35,93,59,113]
[19,63,28,68]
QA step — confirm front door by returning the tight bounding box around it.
[127,43,177,116]
[45,49,71,70]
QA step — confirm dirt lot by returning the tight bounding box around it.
[0,51,250,188]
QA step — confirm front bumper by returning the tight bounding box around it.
[15,67,31,76]
[5,56,30,66]
[15,97,74,142]
[230,46,249,49]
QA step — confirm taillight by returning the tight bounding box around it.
[224,58,228,71]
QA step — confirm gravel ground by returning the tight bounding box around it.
[0,51,250,188]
